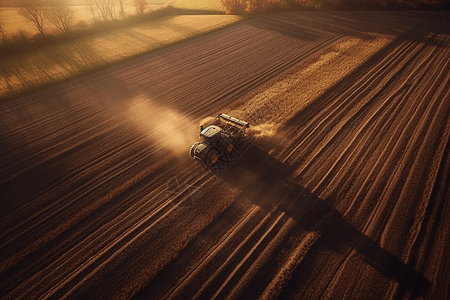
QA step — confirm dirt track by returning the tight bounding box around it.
[1,11,449,300]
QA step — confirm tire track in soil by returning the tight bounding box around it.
[4,162,208,299]
[271,26,450,300]
[135,145,339,300]
[41,173,213,300]
[0,139,167,271]
[1,12,347,297]
[1,11,450,300]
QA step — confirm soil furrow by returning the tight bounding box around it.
[279,37,418,166]
[1,11,449,300]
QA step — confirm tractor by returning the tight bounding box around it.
[189,114,250,170]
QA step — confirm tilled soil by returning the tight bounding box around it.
[0,11,449,300]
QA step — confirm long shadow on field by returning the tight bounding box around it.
[219,143,429,298]
[249,11,450,43]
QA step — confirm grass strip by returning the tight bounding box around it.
[0,14,245,100]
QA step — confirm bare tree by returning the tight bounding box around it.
[95,0,106,21]
[246,0,268,13]
[47,0,74,33]
[86,0,99,21]
[107,0,116,20]
[19,0,46,36]
[118,0,125,19]
[95,0,117,21]
[134,0,147,14]
[221,0,247,14]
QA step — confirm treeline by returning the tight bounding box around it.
[222,0,450,14]
[0,0,176,56]
[0,0,152,39]
[1,0,449,56]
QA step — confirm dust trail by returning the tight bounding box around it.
[249,122,277,138]
[128,96,199,155]
[199,116,215,127]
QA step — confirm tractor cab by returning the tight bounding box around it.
[190,114,250,169]
[200,125,222,145]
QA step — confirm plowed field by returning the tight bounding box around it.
[1,11,449,300]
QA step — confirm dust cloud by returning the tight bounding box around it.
[127,97,199,155]
[249,122,277,138]
[199,116,215,127]
[128,99,278,156]
[201,115,278,141]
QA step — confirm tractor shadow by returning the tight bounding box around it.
[219,142,429,298]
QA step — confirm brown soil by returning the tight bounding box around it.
[1,11,449,300]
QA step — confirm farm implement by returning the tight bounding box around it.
[189,114,251,172]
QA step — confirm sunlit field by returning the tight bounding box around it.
[0,0,171,37]
[1,10,449,300]
[173,0,225,11]
[0,0,242,99]
[0,14,243,99]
